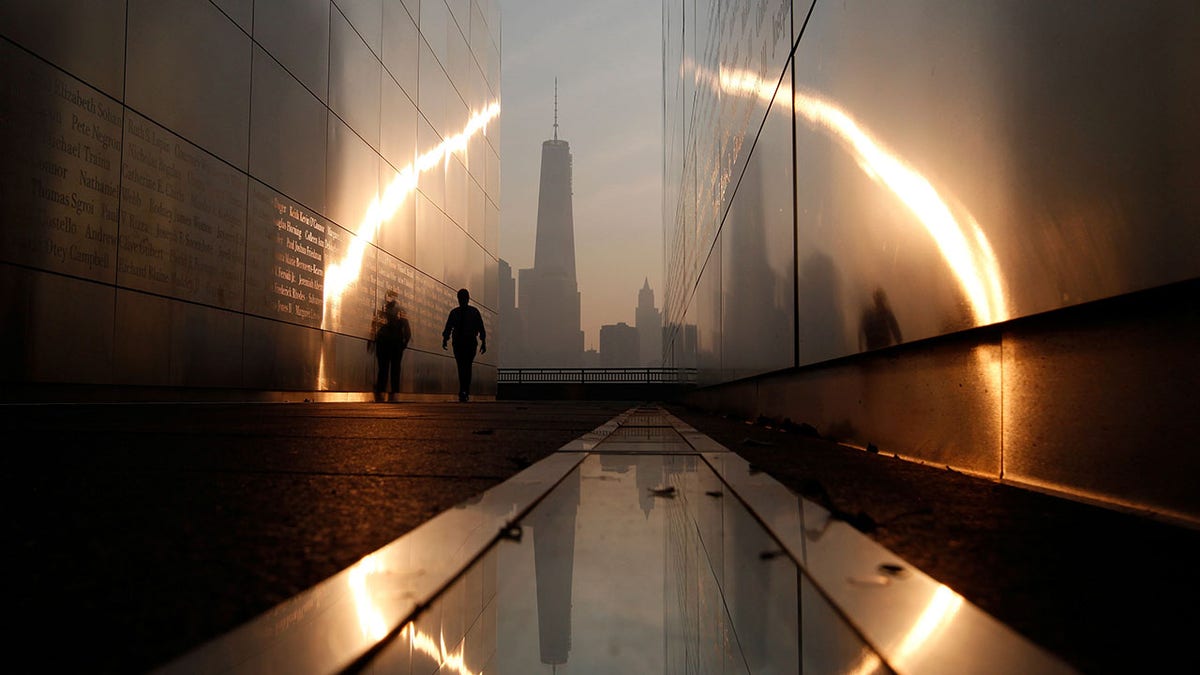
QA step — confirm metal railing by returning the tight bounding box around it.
[498,367,697,385]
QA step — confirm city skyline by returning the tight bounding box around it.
[499,0,662,351]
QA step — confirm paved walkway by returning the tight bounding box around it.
[9,400,1200,673]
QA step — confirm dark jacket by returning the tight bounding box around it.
[442,305,486,347]
[375,303,411,352]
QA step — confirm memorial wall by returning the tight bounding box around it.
[0,0,501,398]
[663,0,1200,522]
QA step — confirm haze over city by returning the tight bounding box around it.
[499,0,663,352]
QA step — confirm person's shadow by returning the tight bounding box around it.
[858,287,902,352]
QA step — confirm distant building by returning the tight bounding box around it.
[516,81,584,367]
[581,348,601,368]
[635,278,663,366]
[599,322,639,367]
[497,259,522,366]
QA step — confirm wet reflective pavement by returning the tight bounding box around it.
[156,405,1070,674]
[10,400,1200,673]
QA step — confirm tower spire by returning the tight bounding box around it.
[553,78,559,141]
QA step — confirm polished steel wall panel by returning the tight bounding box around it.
[468,2,490,71]
[253,0,330,102]
[420,0,450,69]
[326,116,380,232]
[444,155,468,230]
[409,271,456,351]
[467,97,489,181]
[465,237,486,303]
[466,179,485,243]
[402,0,421,28]
[405,348,459,395]
[212,0,252,32]
[696,235,722,386]
[0,42,122,284]
[113,289,171,385]
[667,0,1200,413]
[118,111,247,310]
[789,0,1200,366]
[0,264,114,383]
[415,194,446,284]
[250,45,328,214]
[0,1,126,99]
[323,220,378,338]
[330,8,382,149]
[335,0,383,58]
[375,252,417,323]
[169,300,243,386]
[690,332,1005,477]
[418,40,449,139]
[416,115,446,208]
[446,0,470,36]
[244,181,329,328]
[1001,294,1200,521]
[472,358,497,389]
[482,0,500,49]
[126,0,250,170]
[442,217,470,293]
[484,196,498,257]
[446,13,473,103]
[720,78,795,380]
[3,0,497,399]
[242,315,324,390]
[382,1,419,99]
[380,72,418,173]
[377,163,417,265]
[481,254,499,309]
[484,143,500,205]
[317,329,375,391]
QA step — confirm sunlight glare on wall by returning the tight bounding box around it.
[322,101,501,318]
[715,66,1008,326]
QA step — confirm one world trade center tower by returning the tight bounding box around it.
[518,81,584,365]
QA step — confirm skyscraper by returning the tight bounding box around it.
[517,81,584,366]
[636,278,662,366]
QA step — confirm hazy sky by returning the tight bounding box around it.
[498,0,663,351]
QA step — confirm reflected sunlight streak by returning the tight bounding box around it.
[894,585,965,667]
[348,553,478,674]
[323,101,500,313]
[316,101,499,389]
[349,552,390,641]
[716,67,1007,325]
[846,651,885,675]
[404,622,478,675]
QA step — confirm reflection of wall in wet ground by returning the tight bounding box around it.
[663,0,1200,523]
[368,451,896,673]
[0,1,502,399]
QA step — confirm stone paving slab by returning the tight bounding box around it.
[8,400,630,674]
[666,403,1200,675]
[11,398,1200,674]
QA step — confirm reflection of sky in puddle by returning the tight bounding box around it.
[495,457,668,673]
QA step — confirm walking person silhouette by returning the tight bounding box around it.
[442,288,487,402]
[371,299,411,402]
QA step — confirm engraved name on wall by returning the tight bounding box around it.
[117,112,246,309]
[246,182,327,327]
[0,42,121,282]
